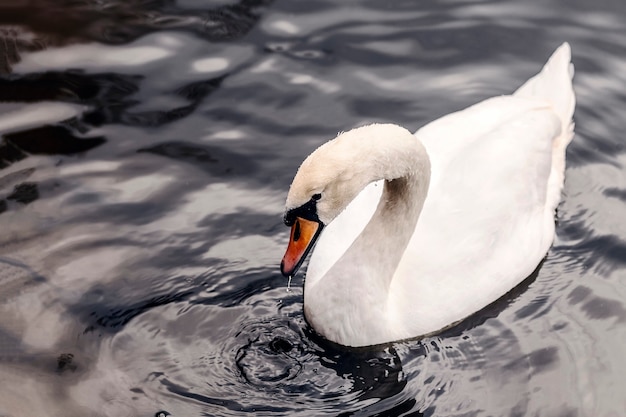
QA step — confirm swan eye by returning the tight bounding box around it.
[312,193,322,201]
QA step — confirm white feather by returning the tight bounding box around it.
[286,43,575,347]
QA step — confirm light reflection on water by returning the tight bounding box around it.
[0,0,625,416]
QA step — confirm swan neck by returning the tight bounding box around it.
[304,130,430,346]
[364,153,430,284]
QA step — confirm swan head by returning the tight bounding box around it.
[280,123,418,276]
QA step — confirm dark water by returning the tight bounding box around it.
[1,0,625,416]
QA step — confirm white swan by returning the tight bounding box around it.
[280,43,575,347]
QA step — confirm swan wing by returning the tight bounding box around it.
[390,96,564,335]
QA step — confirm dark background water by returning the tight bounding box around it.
[0,0,625,416]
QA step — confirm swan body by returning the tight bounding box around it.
[280,43,575,347]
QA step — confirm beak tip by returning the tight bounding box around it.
[280,260,295,277]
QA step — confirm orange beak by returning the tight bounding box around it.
[280,216,323,277]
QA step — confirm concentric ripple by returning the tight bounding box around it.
[95,272,434,415]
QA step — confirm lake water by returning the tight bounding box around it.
[0,0,625,416]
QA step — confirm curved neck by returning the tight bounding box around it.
[304,130,430,346]
[346,153,430,291]
[361,172,428,282]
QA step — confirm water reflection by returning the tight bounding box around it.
[0,0,626,416]
[0,0,273,71]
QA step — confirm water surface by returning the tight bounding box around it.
[0,0,625,416]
